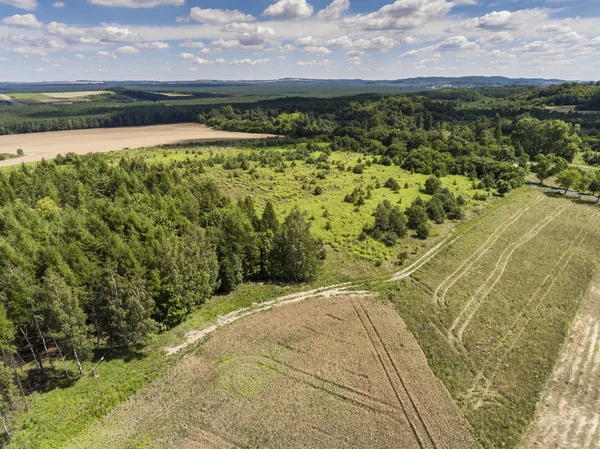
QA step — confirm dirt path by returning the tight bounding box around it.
[166,233,457,356]
[448,204,566,344]
[521,268,600,449]
[0,123,276,168]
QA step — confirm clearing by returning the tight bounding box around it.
[383,188,600,448]
[65,294,476,449]
[0,123,275,168]
[521,270,600,449]
[41,91,110,98]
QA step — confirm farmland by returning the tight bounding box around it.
[64,294,476,449]
[382,189,600,448]
[0,124,276,168]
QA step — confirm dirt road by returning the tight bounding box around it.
[0,123,276,168]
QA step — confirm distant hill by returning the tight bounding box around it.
[0,76,571,95]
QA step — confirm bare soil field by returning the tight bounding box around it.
[521,271,600,449]
[385,189,600,447]
[42,91,110,98]
[65,295,476,449]
[0,123,276,168]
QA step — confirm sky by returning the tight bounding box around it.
[0,0,598,82]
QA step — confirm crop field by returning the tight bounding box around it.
[382,189,600,448]
[64,294,476,449]
[42,91,110,98]
[521,271,600,449]
[0,124,276,168]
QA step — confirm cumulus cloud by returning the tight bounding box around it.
[262,0,313,19]
[537,22,572,33]
[193,57,226,65]
[92,50,116,60]
[0,0,38,11]
[139,41,169,50]
[101,26,141,42]
[52,2,65,7]
[75,53,84,59]
[301,45,331,56]
[451,8,549,31]
[178,52,194,60]
[2,13,42,29]
[295,36,323,47]
[34,67,44,72]
[342,0,453,32]
[87,0,184,7]
[230,58,270,65]
[401,35,477,57]
[316,0,350,20]
[178,40,205,48]
[115,45,140,54]
[296,59,332,66]
[46,22,101,45]
[236,25,279,46]
[324,35,396,52]
[476,32,515,46]
[12,47,47,58]
[189,7,255,24]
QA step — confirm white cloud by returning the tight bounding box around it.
[87,0,184,7]
[178,52,194,60]
[101,26,141,42]
[231,58,270,66]
[75,53,84,59]
[342,0,453,31]
[262,0,313,19]
[324,35,396,52]
[476,31,515,45]
[115,45,140,54]
[178,40,205,48]
[139,41,169,50]
[189,7,255,24]
[552,32,584,43]
[295,36,323,47]
[93,50,116,60]
[0,0,38,11]
[296,59,332,66]
[301,45,331,56]
[2,13,42,29]
[401,35,477,57]
[236,25,279,46]
[34,67,44,72]
[537,22,572,33]
[12,47,46,58]
[52,2,65,7]
[316,0,350,20]
[46,21,101,44]
[452,8,549,31]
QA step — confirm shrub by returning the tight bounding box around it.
[424,175,442,195]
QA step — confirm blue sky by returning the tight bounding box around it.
[0,0,598,82]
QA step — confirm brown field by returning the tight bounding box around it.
[66,295,476,449]
[42,91,110,98]
[0,123,276,168]
[521,272,600,449]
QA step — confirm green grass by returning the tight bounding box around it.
[377,188,600,448]
[8,93,50,100]
[4,144,488,448]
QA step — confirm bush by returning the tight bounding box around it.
[424,175,442,195]
[353,163,364,174]
[314,186,323,196]
[384,177,401,191]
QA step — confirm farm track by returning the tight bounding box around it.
[433,199,539,307]
[448,204,567,345]
[466,212,600,405]
[166,231,457,356]
[351,297,437,449]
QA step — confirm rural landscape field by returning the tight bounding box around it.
[2,0,600,448]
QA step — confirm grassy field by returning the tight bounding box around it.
[8,92,50,100]
[63,294,476,449]
[379,188,600,448]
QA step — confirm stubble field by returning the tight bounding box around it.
[64,294,476,449]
